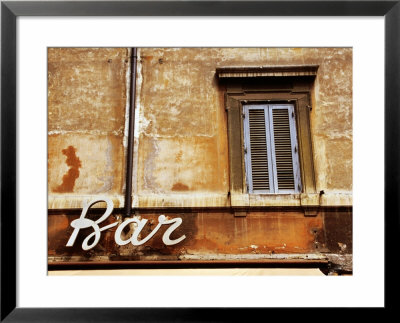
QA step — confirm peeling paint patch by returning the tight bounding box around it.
[338,242,347,252]
[325,254,352,273]
[53,146,81,193]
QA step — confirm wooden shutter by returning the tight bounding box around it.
[270,107,295,191]
[244,106,274,193]
[269,105,301,193]
[226,95,245,193]
[244,104,301,193]
[247,108,270,191]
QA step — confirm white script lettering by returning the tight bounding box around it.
[66,197,186,250]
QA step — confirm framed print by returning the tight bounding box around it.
[46,46,352,272]
[1,0,398,320]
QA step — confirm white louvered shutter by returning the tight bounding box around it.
[245,107,273,193]
[244,104,301,193]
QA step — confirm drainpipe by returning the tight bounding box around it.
[124,48,137,217]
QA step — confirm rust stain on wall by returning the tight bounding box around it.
[53,146,81,193]
[48,134,125,196]
[171,182,190,191]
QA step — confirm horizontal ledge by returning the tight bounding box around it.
[47,205,352,215]
[47,193,352,210]
[48,195,124,209]
[49,253,327,263]
[48,258,329,270]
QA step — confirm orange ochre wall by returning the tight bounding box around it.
[48,48,352,269]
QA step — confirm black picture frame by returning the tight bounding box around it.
[1,0,398,321]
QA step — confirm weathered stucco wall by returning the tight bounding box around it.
[48,48,353,272]
[48,47,352,209]
[48,48,130,208]
[136,48,229,197]
[135,48,352,207]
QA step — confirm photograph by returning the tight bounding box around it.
[47,47,353,276]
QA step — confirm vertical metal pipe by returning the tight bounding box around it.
[124,48,137,217]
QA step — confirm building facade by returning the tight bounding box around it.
[48,48,352,274]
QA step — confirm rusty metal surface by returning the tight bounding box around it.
[48,209,331,263]
[321,209,352,254]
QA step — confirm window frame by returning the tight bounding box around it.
[217,66,318,197]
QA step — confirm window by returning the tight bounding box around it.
[243,104,301,194]
[216,65,318,196]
